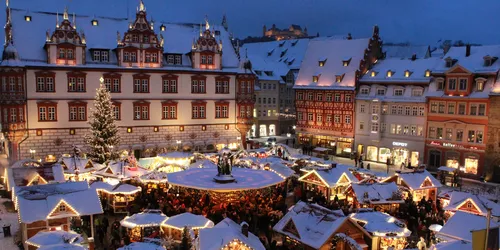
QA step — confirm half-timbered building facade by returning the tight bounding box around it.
[294,28,382,157]
[0,1,254,160]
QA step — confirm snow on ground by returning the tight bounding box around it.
[0,198,20,250]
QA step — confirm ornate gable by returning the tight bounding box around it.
[48,200,78,218]
[420,177,434,188]
[457,198,482,215]
[191,17,223,70]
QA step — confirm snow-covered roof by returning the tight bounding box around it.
[157,152,194,159]
[94,160,150,180]
[426,75,495,99]
[121,210,168,228]
[167,167,286,192]
[429,240,472,250]
[273,201,365,249]
[443,191,500,217]
[268,163,296,179]
[383,44,430,59]
[162,212,214,230]
[299,165,357,188]
[118,242,166,250]
[189,159,217,169]
[26,230,83,248]
[242,39,310,70]
[387,170,442,190]
[6,163,65,191]
[10,159,44,169]
[139,170,169,183]
[197,217,265,250]
[349,211,411,237]
[433,45,500,74]
[294,37,369,90]
[348,182,404,204]
[90,181,141,195]
[37,244,86,250]
[436,211,500,242]
[16,181,103,223]
[59,157,96,174]
[248,56,290,82]
[360,57,439,83]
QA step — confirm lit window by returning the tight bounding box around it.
[25,16,32,22]
[91,19,98,26]
[59,204,66,212]
[425,70,431,77]
[404,70,411,78]
[387,70,393,77]
[312,76,319,82]
[371,71,377,77]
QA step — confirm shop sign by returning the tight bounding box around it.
[392,142,408,147]
[429,141,480,151]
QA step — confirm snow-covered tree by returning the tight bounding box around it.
[85,81,120,163]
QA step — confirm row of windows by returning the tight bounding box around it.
[297,92,353,102]
[123,51,159,63]
[166,54,182,65]
[257,98,277,104]
[238,81,254,94]
[58,48,74,60]
[359,87,423,97]
[429,102,486,116]
[37,102,231,122]
[200,55,214,65]
[359,104,425,116]
[435,78,484,92]
[1,107,24,123]
[389,124,424,136]
[428,127,483,143]
[36,76,232,94]
[297,112,352,124]
[1,76,23,93]
[256,109,278,117]
[261,83,277,90]
[92,50,109,62]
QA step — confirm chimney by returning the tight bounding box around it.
[465,44,471,57]
[241,222,249,237]
[347,33,352,40]
[331,163,337,169]
[411,54,417,61]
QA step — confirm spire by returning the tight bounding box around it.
[4,0,12,46]
[138,0,146,12]
[56,11,59,28]
[63,6,69,20]
[205,15,210,31]
[199,23,202,37]
[5,0,8,7]
[221,14,228,31]
[72,13,76,29]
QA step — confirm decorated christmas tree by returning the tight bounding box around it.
[180,226,192,250]
[85,78,120,163]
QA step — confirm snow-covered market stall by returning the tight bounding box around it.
[91,181,142,213]
[120,209,168,242]
[162,212,214,241]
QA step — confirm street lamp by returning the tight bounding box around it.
[286,133,291,138]
[292,125,296,130]
[29,149,36,159]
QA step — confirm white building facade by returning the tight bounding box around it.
[355,57,438,167]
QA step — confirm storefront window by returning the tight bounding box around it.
[392,148,409,167]
[379,148,391,163]
[447,158,459,169]
[464,157,478,174]
[366,146,378,161]
[411,152,419,166]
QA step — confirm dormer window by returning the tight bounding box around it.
[371,71,377,77]
[335,74,344,83]
[445,57,457,68]
[476,78,486,92]
[91,19,98,26]
[319,59,327,67]
[160,24,166,31]
[255,71,262,76]
[280,49,288,57]
[376,88,386,96]
[436,78,445,90]
[394,89,404,96]
[279,41,285,47]
[312,75,319,83]
[265,71,273,76]
[411,88,423,96]
[404,70,412,78]
[483,55,498,67]
[386,70,393,78]
[267,49,274,56]
[360,88,369,95]
[425,69,431,77]
[342,58,351,67]
[25,15,32,22]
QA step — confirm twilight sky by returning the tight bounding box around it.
[7,0,500,45]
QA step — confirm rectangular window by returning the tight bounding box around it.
[201,55,207,64]
[458,103,466,115]
[359,122,364,130]
[113,105,120,120]
[68,77,76,92]
[307,113,313,121]
[372,105,379,114]
[391,105,397,115]
[131,52,137,62]
[446,128,453,140]
[18,107,23,122]
[38,107,46,121]
[437,128,443,139]
[67,49,74,60]
[298,112,303,121]
[476,131,483,143]
[411,88,423,96]
[215,104,229,118]
[417,126,423,136]
[429,127,436,138]
[419,106,425,116]
[403,125,409,135]
[192,105,206,119]
[396,124,402,134]
[175,55,182,65]
[162,104,177,119]
[297,92,303,100]
[46,77,54,92]
[151,53,158,63]
[9,108,16,122]
[345,94,352,102]
[334,115,341,123]
[448,78,457,90]
[478,104,486,116]
[397,106,403,115]
[382,105,388,114]
[104,78,112,91]
[360,88,369,95]
[77,77,85,92]
[381,123,386,132]
[390,124,396,134]
[8,77,15,92]
[394,89,404,96]
[345,115,351,124]
[360,104,365,113]
[334,94,341,102]
[326,115,332,123]
[199,80,206,93]
[459,78,468,91]
[411,125,417,136]
[470,104,478,115]
[438,102,445,114]
[124,52,129,62]
[447,103,455,114]
[377,89,386,95]
[437,80,445,90]
[405,106,411,116]
[326,94,333,102]
[167,55,174,64]
[468,130,475,143]
[456,129,463,142]
[316,93,323,101]
[133,104,149,120]
[141,79,149,93]
[430,102,437,113]
[134,79,141,93]
[208,55,213,64]
[317,113,323,123]
[59,48,65,59]
[93,51,100,61]
[68,104,86,121]
[101,51,109,62]
[371,122,379,132]
[412,106,418,116]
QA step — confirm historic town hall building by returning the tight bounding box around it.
[0,1,255,160]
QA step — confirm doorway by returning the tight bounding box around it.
[428,150,441,168]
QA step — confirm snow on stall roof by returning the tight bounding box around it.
[442,191,500,217]
[94,160,150,179]
[37,244,86,250]
[167,167,285,192]
[299,165,357,188]
[273,201,348,249]
[392,170,442,190]
[139,170,169,183]
[90,181,141,194]
[429,240,472,250]
[163,212,214,229]
[360,57,439,83]
[349,211,411,237]
[6,8,240,69]
[242,39,310,70]
[294,37,369,90]
[121,210,168,228]
[60,157,96,174]
[198,217,265,250]
[349,182,404,204]
[189,159,217,169]
[26,230,83,247]
[16,181,103,223]
[7,163,65,191]
[433,45,500,73]
[384,44,430,59]
[157,152,194,159]
[118,242,166,250]
[437,211,500,242]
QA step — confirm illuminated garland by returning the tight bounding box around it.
[330,233,362,250]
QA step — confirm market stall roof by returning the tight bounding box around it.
[268,163,296,179]
[273,201,370,249]
[167,167,286,192]
[442,191,500,217]
[197,218,265,250]
[139,171,169,183]
[6,163,65,191]
[437,166,458,173]
[353,168,389,179]
[299,165,357,188]
[37,244,86,250]
[90,181,141,195]
[436,211,500,242]
[348,182,404,205]
[383,170,442,190]
[349,211,411,237]
[26,230,83,248]
[158,152,194,159]
[58,156,97,174]
[117,242,166,250]
[189,159,217,169]
[163,212,214,230]
[16,181,103,223]
[121,210,168,228]
[94,161,150,180]
[429,240,472,250]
